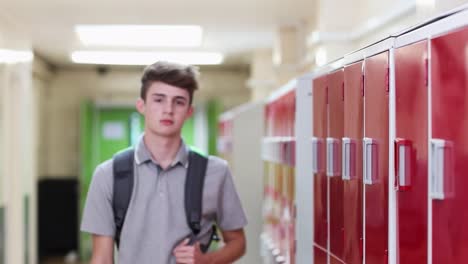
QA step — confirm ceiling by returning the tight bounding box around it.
[1,0,316,67]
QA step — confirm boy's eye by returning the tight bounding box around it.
[154,98,163,103]
[176,100,186,106]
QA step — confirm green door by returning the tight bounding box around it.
[79,104,143,260]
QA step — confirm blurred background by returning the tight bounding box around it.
[0,0,466,263]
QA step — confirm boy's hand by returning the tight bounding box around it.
[173,238,210,264]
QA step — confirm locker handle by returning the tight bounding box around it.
[430,139,454,200]
[342,137,356,180]
[311,137,324,173]
[363,138,378,185]
[327,137,340,177]
[394,138,412,191]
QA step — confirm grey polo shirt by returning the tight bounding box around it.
[81,138,247,264]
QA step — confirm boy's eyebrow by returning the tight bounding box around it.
[151,93,188,101]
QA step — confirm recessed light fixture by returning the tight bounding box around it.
[75,25,203,47]
[0,49,33,64]
[70,51,224,65]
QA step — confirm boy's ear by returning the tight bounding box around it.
[187,105,194,118]
[136,98,145,114]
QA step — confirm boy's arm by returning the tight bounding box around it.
[205,228,246,264]
[90,235,114,264]
[81,163,116,264]
[173,229,246,264]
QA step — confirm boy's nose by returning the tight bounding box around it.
[163,102,174,113]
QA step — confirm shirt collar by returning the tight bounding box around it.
[134,134,189,168]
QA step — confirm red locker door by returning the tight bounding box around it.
[431,27,468,264]
[313,76,328,263]
[343,61,364,264]
[328,69,345,262]
[364,51,389,263]
[395,40,428,264]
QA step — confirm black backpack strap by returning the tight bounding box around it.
[112,148,135,248]
[185,151,208,243]
[200,225,220,253]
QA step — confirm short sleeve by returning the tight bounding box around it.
[216,166,248,231]
[80,162,116,237]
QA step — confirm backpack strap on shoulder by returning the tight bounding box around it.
[185,151,208,239]
[112,148,135,248]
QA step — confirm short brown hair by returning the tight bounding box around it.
[140,61,199,104]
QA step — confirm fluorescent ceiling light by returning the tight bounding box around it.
[71,51,224,65]
[0,49,33,64]
[75,25,203,47]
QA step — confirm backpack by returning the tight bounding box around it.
[112,148,219,252]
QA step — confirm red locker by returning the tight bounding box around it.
[395,40,428,263]
[266,102,271,135]
[364,51,389,263]
[313,76,328,264]
[431,27,468,264]
[330,255,344,264]
[289,91,296,137]
[328,69,345,261]
[278,96,284,137]
[315,247,328,264]
[343,61,364,264]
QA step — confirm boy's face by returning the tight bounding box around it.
[136,81,193,138]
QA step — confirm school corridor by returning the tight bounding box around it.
[1,0,468,263]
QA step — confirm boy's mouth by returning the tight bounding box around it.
[160,119,174,126]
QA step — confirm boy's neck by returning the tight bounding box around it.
[143,132,182,170]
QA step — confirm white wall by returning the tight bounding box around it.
[230,103,264,264]
[435,0,468,13]
[0,13,37,264]
[33,59,54,178]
